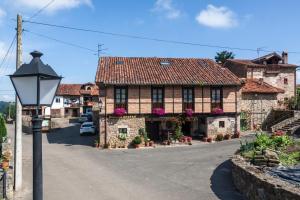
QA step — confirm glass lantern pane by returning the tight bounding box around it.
[39,79,60,105]
[11,76,37,105]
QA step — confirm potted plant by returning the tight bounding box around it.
[215,133,224,141]
[167,140,171,145]
[149,141,154,147]
[202,137,208,142]
[114,108,127,117]
[233,131,241,138]
[132,136,142,148]
[1,151,11,171]
[94,139,100,148]
[207,137,213,143]
[163,140,168,145]
[187,136,192,143]
[224,133,231,140]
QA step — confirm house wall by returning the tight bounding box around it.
[51,96,64,109]
[241,93,278,128]
[206,116,239,138]
[246,67,296,100]
[100,85,239,115]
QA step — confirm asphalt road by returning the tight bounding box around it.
[9,124,247,200]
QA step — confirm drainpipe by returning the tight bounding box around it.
[104,85,107,147]
[235,86,238,133]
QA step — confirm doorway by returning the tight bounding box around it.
[146,121,160,141]
[182,121,192,136]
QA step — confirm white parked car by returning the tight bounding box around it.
[80,122,96,135]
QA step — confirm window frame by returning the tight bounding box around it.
[211,87,223,111]
[151,86,164,109]
[114,86,128,110]
[182,87,194,110]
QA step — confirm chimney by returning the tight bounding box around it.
[282,51,288,64]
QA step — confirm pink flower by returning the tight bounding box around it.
[185,109,193,117]
[212,108,224,114]
[114,108,127,117]
[152,108,165,116]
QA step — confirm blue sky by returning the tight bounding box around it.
[1,0,300,101]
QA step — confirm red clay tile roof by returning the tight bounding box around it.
[226,59,297,68]
[57,83,99,96]
[242,79,284,94]
[95,57,241,86]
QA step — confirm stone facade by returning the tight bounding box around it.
[246,67,295,100]
[99,116,145,147]
[206,115,239,138]
[231,155,300,200]
[241,93,278,127]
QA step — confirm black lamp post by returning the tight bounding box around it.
[9,51,62,200]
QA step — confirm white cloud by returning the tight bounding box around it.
[152,0,181,19]
[0,7,6,24]
[195,4,238,28]
[12,0,92,13]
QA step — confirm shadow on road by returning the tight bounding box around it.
[46,124,95,147]
[210,160,245,200]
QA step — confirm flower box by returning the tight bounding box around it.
[152,108,165,116]
[212,108,224,114]
[185,109,193,117]
[114,108,127,117]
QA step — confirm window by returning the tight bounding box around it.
[284,78,288,85]
[219,121,225,128]
[152,87,164,109]
[183,87,194,110]
[55,98,60,103]
[211,87,223,110]
[118,128,127,135]
[114,87,128,110]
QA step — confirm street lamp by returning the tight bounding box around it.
[9,51,62,200]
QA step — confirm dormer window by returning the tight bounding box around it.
[116,61,124,65]
[160,60,170,66]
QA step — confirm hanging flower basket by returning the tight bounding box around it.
[114,108,127,117]
[212,108,224,114]
[185,109,193,117]
[152,108,165,116]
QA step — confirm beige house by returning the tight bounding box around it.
[95,57,241,147]
[224,52,297,129]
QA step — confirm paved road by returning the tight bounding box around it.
[9,124,247,200]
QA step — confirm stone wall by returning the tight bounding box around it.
[206,115,238,138]
[99,116,145,147]
[231,155,300,200]
[241,93,278,128]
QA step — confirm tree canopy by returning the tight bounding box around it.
[215,51,235,64]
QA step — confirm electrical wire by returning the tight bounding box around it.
[22,19,300,54]
[28,0,55,20]
[24,29,98,54]
[0,34,17,71]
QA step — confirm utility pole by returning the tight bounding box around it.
[14,14,23,191]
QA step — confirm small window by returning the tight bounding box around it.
[55,98,60,103]
[284,78,288,85]
[119,128,127,134]
[116,61,124,65]
[160,60,170,66]
[219,121,225,128]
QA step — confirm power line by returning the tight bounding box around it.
[28,0,55,20]
[23,19,300,54]
[24,29,98,54]
[0,35,16,76]
[0,34,17,71]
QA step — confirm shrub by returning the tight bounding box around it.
[215,134,224,141]
[224,133,231,140]
[0,114,7,143]
[174,125,183,141]
[132,136,142,145]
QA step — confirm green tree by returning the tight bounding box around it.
[0,114,7,143]
[215,51,235,64]
[5,103,16,120]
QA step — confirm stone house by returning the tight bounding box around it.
[95,57,241,147]
[49,82,99,118]
[224,52,297,129]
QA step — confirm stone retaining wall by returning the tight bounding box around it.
[231,155,300,200]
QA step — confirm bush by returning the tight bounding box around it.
[173,125,183,141]
[132,136,142,145]
[0,114,7,143]
[215,134,224,141]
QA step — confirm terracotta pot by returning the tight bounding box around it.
[207,138,213,143]
[202,137,208,142]
[135,144,140,148]
[149,141,153,146]
[167,140,171,145]
[2,160,9,169]
[145,142,149,147]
